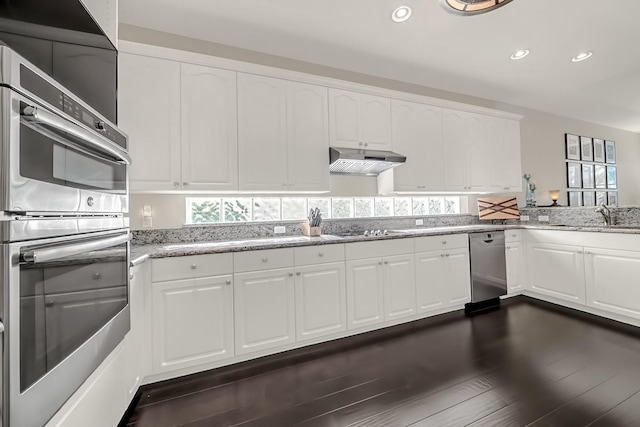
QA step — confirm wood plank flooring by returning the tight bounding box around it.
[121,299,640,426]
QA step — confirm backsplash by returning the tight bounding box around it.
[517,206,640,226]
[131,214,480,245]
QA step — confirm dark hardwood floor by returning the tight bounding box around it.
[121,299,640,426]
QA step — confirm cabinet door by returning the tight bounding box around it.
[80,0,117,48]
[181,64,238,191]
[360,94,391,150]
[234,268,295,355]
[415,251,448,313]
[383,254,416,321]
[124,265,145,402]
[119,54,181,191]
[442,109,469,191]
[445,248,472,305]
[286,82,330,192]
[329,88,361,148]
[295,262,346,341]
[346,258,384,329]
[152,275,234,373]
[390,100,444,191]
[585,248,640,319]
[466,114,491,192]
[505,242,525,295]
[527,243,585,304]
[237,73,288,191]
[487,117,522,192]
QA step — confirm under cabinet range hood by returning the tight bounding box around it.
[329,147,407,176]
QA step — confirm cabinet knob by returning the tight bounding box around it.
[378,261,383,265]
[359,142,364,147]
[441,254,445,257]
[130,274,134,280]
[384,260,388,264]
[503,186,509,190]
[183,182,189,186]
[577,250,583,254]
[445,253,450,257]
[318,252,324,257]
[512,234,517,238]
[225,279,231,285]
[191,264,197,269]
[93,273,101,280]
[584,250,591,255]
[173,182,180,187]
[262,257,268,262]
[288,272,294,277]
[364,142,369,147]
[296,272,301,276]
[442,241,447,245]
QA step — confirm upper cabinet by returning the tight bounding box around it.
[120,54,239,192]
[378,100,444,193]
[238,74,330,192]
[119,54,182,191]
[329,89,392,150]
[81,0,118,48]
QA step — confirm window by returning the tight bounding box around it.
[187,196,462,224]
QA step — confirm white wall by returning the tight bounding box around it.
[121,24,640,229]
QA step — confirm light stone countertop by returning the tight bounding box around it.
[130,223,640,266]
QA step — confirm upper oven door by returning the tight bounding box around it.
[1,86,130,215]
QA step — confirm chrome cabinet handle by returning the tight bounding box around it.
[225,279,231,285]
[378,261,383,265]
[183,182,189,186]
[262,257,268,262]
[318,252,324,257]
[441,254,445,257]
[22,233,130,264]
[296,272,301,276]
[191,264,197,269]
[364,142,369,147]
[22,105,132,164]
[93,273,101,279]
[288,272,294,277]
[445,253,450,257]
[442,241,447,245]
[384,260,388,264]
[359,142,364,147]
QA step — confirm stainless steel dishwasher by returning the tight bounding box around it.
[465,231,507,315]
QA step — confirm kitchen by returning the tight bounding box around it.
[2,0,640,426]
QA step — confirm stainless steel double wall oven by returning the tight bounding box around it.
[0,46,131,427]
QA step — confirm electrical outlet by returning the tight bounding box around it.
[274,226,286,234]
[538,215,550,222]
[142,216,153,228]
[142,204,152,217]
[520,215,530,222]
[416,219,424,226]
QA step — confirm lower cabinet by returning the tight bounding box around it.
[527,242,586,304]
[124,264,146,401]
[415,247,471,313]
[505,241,525,294]
[234,268,296,355]
[151,274,234,373]
[584,248,640,318]
[383,254,417,321]
[295,262,347,342]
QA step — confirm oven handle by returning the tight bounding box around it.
[21,233,131,264]
[21,105,132,165]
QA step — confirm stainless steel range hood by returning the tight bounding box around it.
[329,147,406,176]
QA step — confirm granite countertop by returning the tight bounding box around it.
[130,223,640,266]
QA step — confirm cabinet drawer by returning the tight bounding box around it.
[234,248,294,273]
[505,230,522,243]
[152,253,233,282]
[414,234,468,252]
[345,238,413,260]
[295,244,345,266]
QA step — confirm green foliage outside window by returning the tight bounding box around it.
[191,200,220,223]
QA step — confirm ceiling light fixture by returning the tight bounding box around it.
[440,0,514,16]
[510,49,530,60]
[392,6,412,22]
[571,51,593,62]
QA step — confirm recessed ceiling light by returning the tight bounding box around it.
[510,49,530,60]
[571,52,593,62]
[392,6,412,23]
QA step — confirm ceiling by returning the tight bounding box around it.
[120,0,640,133]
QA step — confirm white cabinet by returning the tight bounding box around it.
[442,109,522,192]
[378,100,444,193]
[119,54,181,191]
[151,274,235,373]
[346,258,385,329]
[505,231,525,294]
[120,54,239,192]
[526,242,586,304]
[124,264,146,402]
[584,248,640,319]
[329,89,391,150]
[382,254,417,321]
[295,262,347,341]
[345,239,416,329]
[181,63,238,191]
[234,268,296,355]
[415,245,471,313]
[238,74,329,192]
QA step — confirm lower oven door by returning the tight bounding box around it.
[4,229,130,427]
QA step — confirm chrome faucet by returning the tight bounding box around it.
[595,203,612,226]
